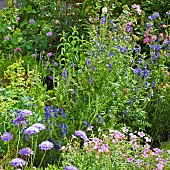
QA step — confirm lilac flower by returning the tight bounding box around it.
[24,126,40,135]
[19,147,34,156]
[89,77,94,83]
[16,17,20,21]
[54,62,59,67]
[99,144,109,152]
[46,32,53,36]
[126,25,133,32]
[135,159,143,166]
[20,109,33,117]
[151,12,159,20]
[133,68,142,74]
[29,19,35,24]
[75,130,89,141]
[127,157,134,162]
[138,131,145,138]
[4,36,10,40]
[64,165,79,170]
[1,132,13,142]
[86,59,91,65]
[10,158,26,167]
[71,62,75,67]
[31,123,45,131]
[13,116,27,125]
[47,52,52,57]
[14,48,22,53]
[39,140,54,150]
[153,148,162,154]
[156,163,164,170]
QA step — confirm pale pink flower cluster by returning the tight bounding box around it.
[132,4,142,15]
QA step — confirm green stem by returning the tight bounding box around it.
[38,151,46,168]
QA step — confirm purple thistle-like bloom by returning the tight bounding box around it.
[24,126,40,135]
[10,158,26,167]
[47,52,52,57]
[1,132,13,142]
[31,123,45,131]
[46,32,53,36]
[13,116,27,125]
[29,19,35,24]
[20,109,33,117]
[14,48,22,53]
[64,165,79,170]
[4,36,10,40]
[19,147,34,156]
[75,130,89,141]
[39,140,54,150]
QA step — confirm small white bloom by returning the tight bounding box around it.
[102,7,108,14]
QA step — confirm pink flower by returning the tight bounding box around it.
[122,127,128,133]
[47,52,52,57]
[4,36,10,40]
[16,17,20,21]
[87,126,94,131]
[99,144,109,153]
[127,157,134,163]
[152,35,157,42]
[156,163,164,170]
[14,48,22,53]
[132,4,142,15]
[114,130,125,140]
[143,37,150,45]
[138,131,145,138]
[153,148,162,154]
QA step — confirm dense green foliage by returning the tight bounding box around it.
[0,0,170,169]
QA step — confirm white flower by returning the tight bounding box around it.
[102,7,108,14]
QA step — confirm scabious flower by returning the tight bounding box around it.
[1,132,13,142]
[29,19,35,24]
[46,32,53,36]
[64,165,79,170]
[39,140,54,150]
[10,158,26,167]
[75,130,89,141]
[31,54,36,57]
[20,109,33,117]
[13,116,27,125]
[24,126,40,135]
[31,123,45,131]
[19,147,34,156]
[4,36,10,40]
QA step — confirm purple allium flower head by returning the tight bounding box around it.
[19,147,34,156]
[13,116,27,125]
[74,130,89,141]
[151,12,159,20]
[10,158,26,167]
[1,132,13,142]
[31,123,45,131]
[20,109,33,117]
[39,140,54,150]
[16,17,20,21]
[4,36,10,40]
[47,52,52,57]
[64,165,79,170]
[29,19,35,24]
[14,48,22,53]
[24,126,40,135]
[46,32,53,36]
